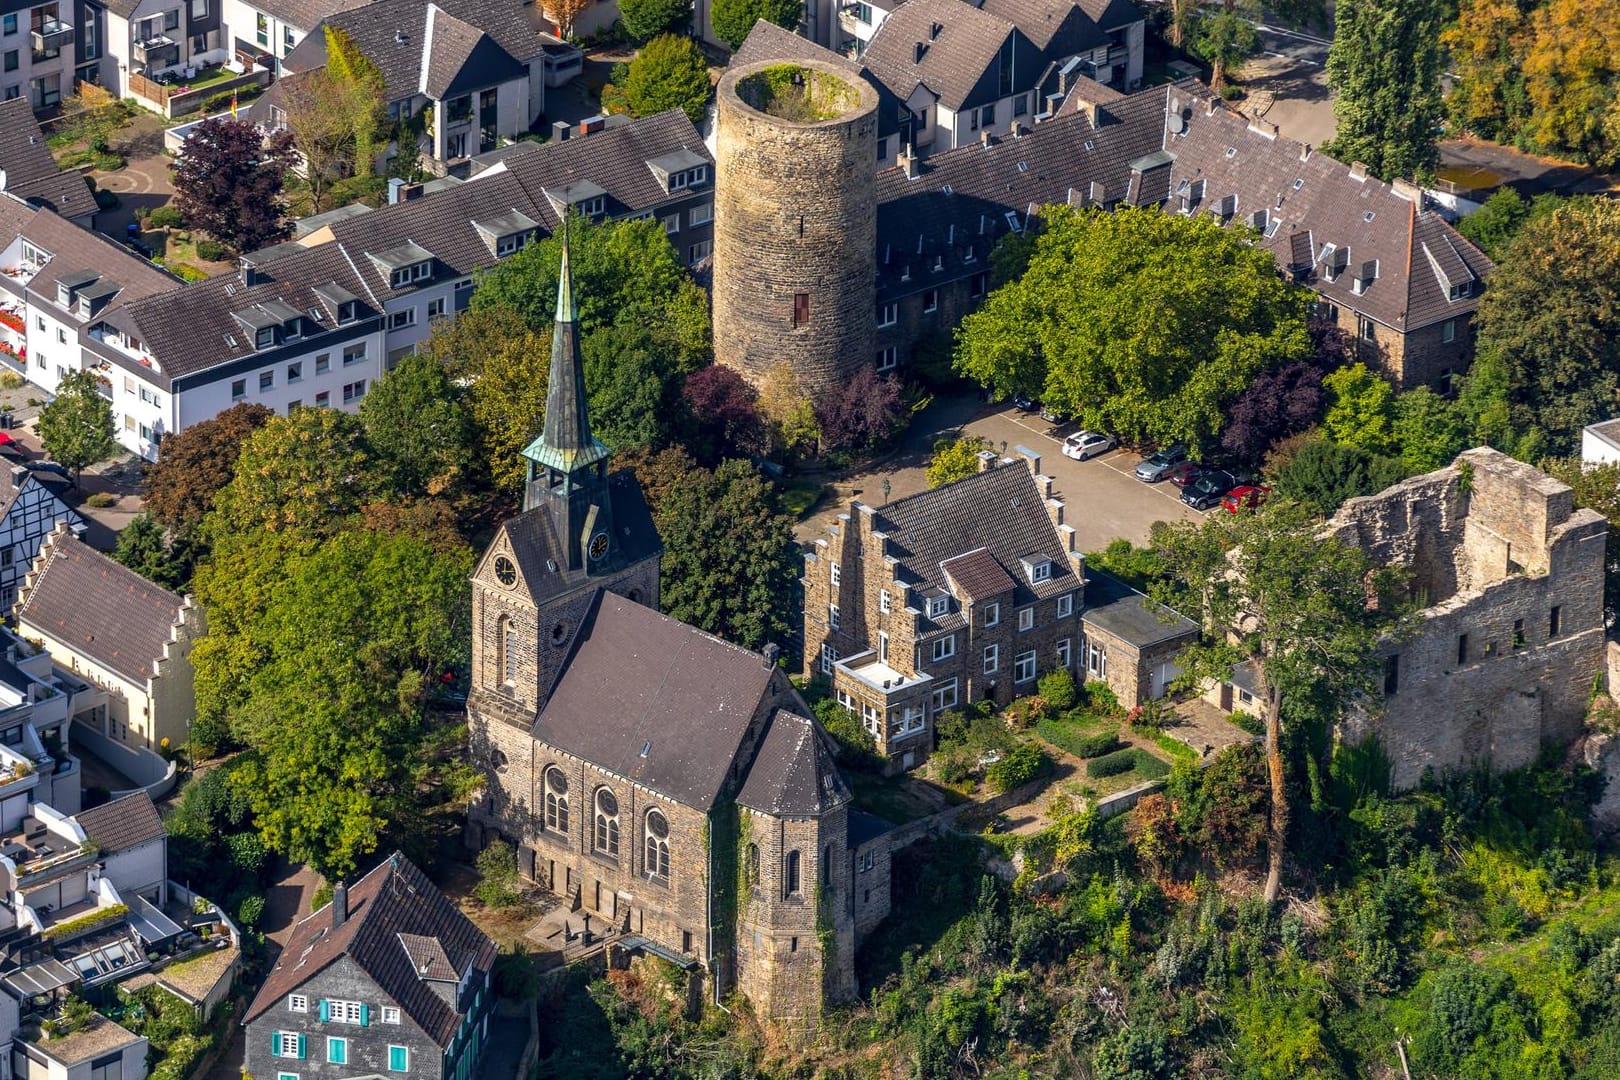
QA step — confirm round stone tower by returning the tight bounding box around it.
[714,59,880,397]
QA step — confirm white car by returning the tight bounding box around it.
[1062,430,1116,460]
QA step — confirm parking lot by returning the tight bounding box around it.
[801,397,1203,554]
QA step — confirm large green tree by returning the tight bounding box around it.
[654,458,799,651]
[227,529,470,878]
[114,515,188,590]
[1193,6,1259,91]
[1271,439,1407,516]
[622,34,711,124]
[710,0,800,49]
[38,370,117,485]
[207,407,377,537]
[1464,197,1620,454]
[581,321,693,451]
[1323,0,1446,182]
[1153,501,1408,901]
[618,0,691,39]
[358,351,475,497]
[955,206,1311,452]
[143,403,273,540]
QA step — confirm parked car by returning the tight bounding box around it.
[1222,485,1271,513]
[1011,393,1038,412]
[23,461,70,481]
[1039,403,1067,423]
[1134,444,1189,482]
[1181,469,1237,510]
[1166,461,1203,488]
[1062,430,1116,460]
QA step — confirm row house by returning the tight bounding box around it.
[0,0,97,112]
[867,77,1493,387]
[220,0,367,74]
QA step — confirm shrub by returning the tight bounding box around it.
[85,492,118,508]
[147,205,184,229]
[812,697,879,771]
[236,894,265,928]
[1083,680,1121,716]
[474,841,523,908]
[194,239,228,261]
[1072,732,1123,759]
[1087,748,1144,778]
[986,743,1052,793]
[1037,669,1077,713]
[309,881,333,914]
[1002,695,1046,731]
[93,188,119,210]
[494,948,542,1000]
[934,745,975,786]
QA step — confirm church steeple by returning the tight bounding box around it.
[521,221,615,570]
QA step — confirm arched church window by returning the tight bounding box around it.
[594,788,620,857]
[745,843,760,888]
[498,616,518,686]
[543,767,569,834]
[784,850,801,897]
[645,809,670,880]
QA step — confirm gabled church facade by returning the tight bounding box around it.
[464,235,891,1027]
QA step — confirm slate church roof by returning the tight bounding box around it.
[245,853,497,1047]
[737,710,850,817]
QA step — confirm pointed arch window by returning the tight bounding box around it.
[543,767,569,834]
[784,850,801,897]
[645,808,670,880]
[745,843,760,889]
[497,616,518,687]
[594,788,620,857]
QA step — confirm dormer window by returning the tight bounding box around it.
[390,262,432,288]
[255,327,276,349]
[577,195,605,217]
[1448,279,1472,301]
[339,300,358,323]
[282,318,302,342]
[926,595,950,619]
[1020,555,1054,584]
[496,232,528,257]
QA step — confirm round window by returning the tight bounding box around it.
[597,789,618,817]
[646,809,669,839]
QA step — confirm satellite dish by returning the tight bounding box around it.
[1168,113,1185,135]
[1170,96,1181,115]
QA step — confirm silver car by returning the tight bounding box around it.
[1134,444,1188,482]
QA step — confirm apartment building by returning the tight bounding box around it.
[100,0,225,98]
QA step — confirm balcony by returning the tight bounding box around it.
[835,649,933,698]
[30,18,73,53]
[133,33,179,69]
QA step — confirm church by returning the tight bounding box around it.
[464,236,893,1026]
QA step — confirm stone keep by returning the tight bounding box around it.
[714,59,880,396]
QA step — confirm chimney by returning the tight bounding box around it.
[1391,177,1424,203]
[979,130,991,149]
[387,177,405,204]
[899,143,919,180]
[1299,142,1312,162]
[399,182,424,202]
[239,258,260,287]
[552,120,571,141]
[1010,121,1025,138]
[1075,97,1097,127]
[761,643,781,669]
[9,466,25,488]
[332,882,348,929]
[1348,161,1370,182]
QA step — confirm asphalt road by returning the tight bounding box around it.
[1252,23,1331,67]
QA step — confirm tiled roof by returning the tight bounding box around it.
[1160,86,1493,332]
[870,464,1080,624]
[493,472,661,607]
[0,99,93,219]
[862,0,1017,110]
[532,591,777,811]
[251,0,374,33]
[981,0,1108,54]
[74,792,165,854]
[1075,0,1142,29]
[736,709,850,817]
[848,809,895,848]
[398,933,458,981]
[245,852,496,1047]
[874,91,1165,301]
[15,207,180,316]
[16,525,187,685]
[283,0,540,102]
[939,547,1016,600]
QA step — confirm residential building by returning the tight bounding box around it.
[13,1014,146,1080]
[273,0,546,169]
[0,466,80,612]
[219,0,369,74]
[16,523,204,753]
[1077,567,1197,708]
[1582,418,1620,467]
[0,0,94,114]
[100,0,225,99]
[242,852,497,1080]
[1325,448,1607,789]
[0,622,91,816]
[466,239,891,1027]
[802,456,1083,766]
[72,791,165,904]
[0,98,93,225]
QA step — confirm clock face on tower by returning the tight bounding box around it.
[589,532,609,562]
[493,556,517,587]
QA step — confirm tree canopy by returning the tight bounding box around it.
[206,407,377,538]
[1271,438,1408,516]
[358,351,475,497]
[38,370,116,484]
[927,435,992,488]
[1323,0,1446,182]
[710,0,800,48]
[1455,188,1567,261]
[143,403,273,540]
[172,118,298,253]
[955,206,1311,452]
[1462,196,1620,454]
[618,0,692,39]
[622,34,712,124]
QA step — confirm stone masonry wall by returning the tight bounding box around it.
[714,60,879,397]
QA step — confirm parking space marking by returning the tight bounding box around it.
[997,411,1204,511]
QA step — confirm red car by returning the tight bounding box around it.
[1166,461,1203,488]
[1221,485,1270,513]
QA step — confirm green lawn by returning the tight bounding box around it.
[780,481,826,519]
[1033,711,1116,758]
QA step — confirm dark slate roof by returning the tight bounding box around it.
[981,0,1108,55]
[733,20,902,140]
[8,205,180,320]
[0,99,93,218]
[490,471,661,605]
[249,0,372,33]
[533,592,776,811]
[871,464,1080,631]
[1075,0,1142,28]
[16,526,187,685]
[1079,567,1197,648]
[873,90,1165,302]
[862,0,1016,110]
[736,710,850,817]
[848,809,895,848]
[282,0,540,102]
[1160,85,1493,332]
[74,792,164,854]
[246,853,497,1047]
[939,547,1015,600]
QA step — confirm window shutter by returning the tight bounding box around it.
[297,1034,306,1060]
[271,1032,280,1057]
[360,1003,370,1026]
[318,998,329,1022]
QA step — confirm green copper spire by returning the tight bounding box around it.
[522,218,610,475]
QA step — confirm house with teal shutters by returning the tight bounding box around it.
[241,853,497,1080]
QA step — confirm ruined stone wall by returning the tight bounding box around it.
[714,60,879,396]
